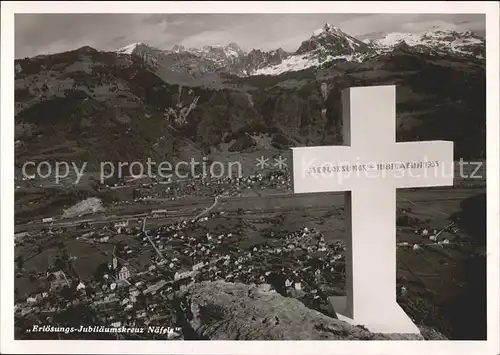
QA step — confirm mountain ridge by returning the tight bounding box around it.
[112,23,485,77]
[14,22,486,172]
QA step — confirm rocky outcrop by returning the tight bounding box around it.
[175,281,447,340]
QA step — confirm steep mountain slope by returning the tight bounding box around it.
[14,24,486,171]
[173,43,245,67]
[15,46,267,168]
[114,42,230,88]
[240,48,291,75]
[15,46,201,168]
[232,49,485,159]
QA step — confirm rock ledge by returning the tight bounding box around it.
[175,281,445,340]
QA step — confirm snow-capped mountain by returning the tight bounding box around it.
[115,42,163,56]
[170,42,245,68]
[169,43,295,76]
[115,42,165,70]
[113,23,378,78]
[115,41,248,79]
[241,48,291,75]
[365,28,485,58]
[252,23,373,76]
[297,23,371,55]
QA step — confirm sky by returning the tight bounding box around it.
[15,14,485,58]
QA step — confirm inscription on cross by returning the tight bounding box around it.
[291,85,453,334]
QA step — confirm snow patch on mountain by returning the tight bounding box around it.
[298,23,369,54]
[252,53,353,76]
[368,31,481,47]
[115,42,144,55]
[251,23,370,76]
[174,43,244,60]
[366,29,484,57]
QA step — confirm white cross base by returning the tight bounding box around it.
[330,295,419,334]
[292,85,454,334]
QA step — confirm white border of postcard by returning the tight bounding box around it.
[1,2,499,354]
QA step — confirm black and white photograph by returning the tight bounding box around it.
[1,2,499,354]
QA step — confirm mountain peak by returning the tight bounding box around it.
[76,45,98,53]
[312,23,343,37]
[172,44,186,53]
[296,23,370,56]
[227,42,242,51]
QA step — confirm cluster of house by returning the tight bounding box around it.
[162,171,291,197]
[109,171,293,205]
[15,229,63,247]
[396,224,459,251]
[15,260,180,338]
[17,198,465,336]
[134,222,347,306]
[14,231,29,244]
[16,215,351,334]
[17,186,395,335]
[75,220,146,244]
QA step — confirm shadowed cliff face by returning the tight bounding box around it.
[447,193,487,340]
[446,255,486,340]
[174,281,447,340]
[452,193,486,243]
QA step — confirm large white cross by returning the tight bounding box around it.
[291,85,453,334]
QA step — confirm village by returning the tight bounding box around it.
[12,147,483,341]
[14,193,465,340]
[105,168,293,204]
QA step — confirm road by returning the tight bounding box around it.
[194,195,220,220]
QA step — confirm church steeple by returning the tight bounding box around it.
[112,245,118,278]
